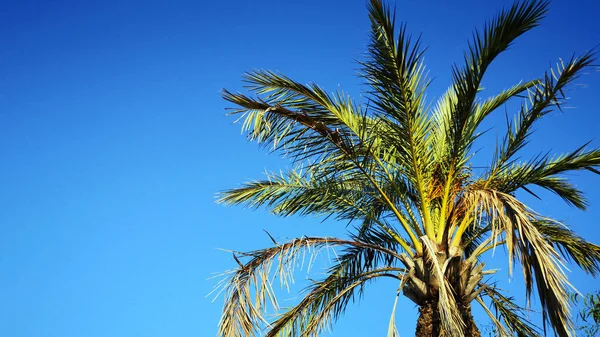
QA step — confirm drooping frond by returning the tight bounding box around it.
[217,236,404,337]
[217,237,333,337]
[267,268,403,337]
[534,220,600,276]
[265,247,404,337]
[478,285,543,337]
[491,144,600,209]
[461,189,575,336]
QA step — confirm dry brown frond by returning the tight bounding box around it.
[463,188,575,336]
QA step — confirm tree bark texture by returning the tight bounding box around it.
[415,301,441,337]
[460,304,481,337]
[414,301,481,337]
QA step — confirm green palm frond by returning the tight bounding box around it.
[472,80,539,130]
[479,285,543,337]
[446,0,549,164]
[265,235,405,337]
[363,0,436,238]
[218,169,370,217]
[224,70,424,251]
[363,0,429,123]
[430,1,549,241]
[218,166,417,221]
[243,70,368,134]
[427,2,548,245]
[492,144,600,209]
[534,220,600,276]
[430,79,538,174]
[221,89,357,163]
[490,52,596,175]
[218,168,416,253]
[268,268,402,337]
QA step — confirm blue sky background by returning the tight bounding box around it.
[1,0,599,336]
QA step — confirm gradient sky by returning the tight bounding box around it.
[1,0,599,336]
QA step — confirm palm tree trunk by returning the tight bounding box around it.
[415,301,441,337]
[460,304,481,337]
[414,302,481,337]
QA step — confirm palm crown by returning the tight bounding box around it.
[216,0,600,336]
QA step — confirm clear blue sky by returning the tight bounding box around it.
[1,0,599,336]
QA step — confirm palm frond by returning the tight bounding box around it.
[432,1,549,237]
[471,80,539,131]
[217,169,372,218]
[217,236,405,337]
[387,292,401,337]
[262,225,406,337]
[221,88,356,163]
[492,144,600,209]
[447,0,548,163]
[363,0,435,239]
[430,0,547,239]
[243,69,372,142]
[269,268,402,337]
[266,247,404,337]
[218,168,418,254]
[478,285,543,337]
[465,189,575,336]
[363,0,429,124]
[490,51,596,174]
[534,220,600,276]
[430,80,538,178]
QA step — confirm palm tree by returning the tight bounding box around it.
[216,0,600,336]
